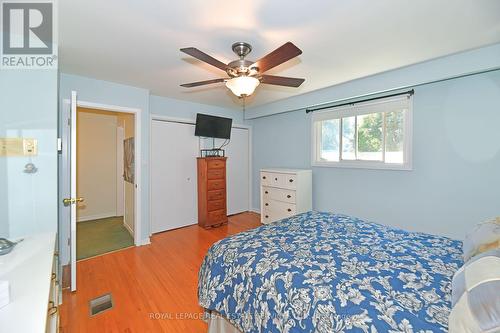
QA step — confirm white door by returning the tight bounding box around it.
[225,128,250,215]
[151,121,199,233]
[69,91,78,291]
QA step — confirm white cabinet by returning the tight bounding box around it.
[0,232,59,333]
[46,251,60,333]
[260,169,312,224]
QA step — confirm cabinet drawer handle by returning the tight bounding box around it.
[265,215,269,218]
[286,195,291,198]
[287,208,292,212]
[264,191,268,194]
[265,203,269,206]
[274,177,278,181]
[48,306,58,316]
[262,176,266,179]
[289,179,294,183]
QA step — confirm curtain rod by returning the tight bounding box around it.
[305,89,414,114]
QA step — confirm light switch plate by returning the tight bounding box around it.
[0,138,38,156]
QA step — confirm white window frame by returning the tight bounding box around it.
[311,95,413,170]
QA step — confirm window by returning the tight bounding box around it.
[312,95,412,170]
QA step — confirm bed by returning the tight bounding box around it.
[198,211,463,333]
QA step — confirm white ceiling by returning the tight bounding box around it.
[59,0,500,109]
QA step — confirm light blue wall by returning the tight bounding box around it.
[250,70,500,240]
[246,43,500,119]
[58,73,243,265]
[150,95,244,124]
[0,69,58,238]
[59,73,150,265]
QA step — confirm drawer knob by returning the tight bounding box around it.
[265,203,269,206]
[289,179,294,183]
[265,215,269,218]
[287,208,292,212]
[287,195,291,198]
[264,191,268,194]
[262,176,266,179]
[275,177,278,181]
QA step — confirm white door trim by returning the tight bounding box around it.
[149,114,252,235]
[62,99,143,247]
[70,92,77,291]
[116,126,125,218]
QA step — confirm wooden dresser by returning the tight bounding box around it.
[260,168,312,224]
[197,157,228,228]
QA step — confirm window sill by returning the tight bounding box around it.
[312,160,412,171]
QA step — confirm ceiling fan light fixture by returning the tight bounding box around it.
[225,76,260,97]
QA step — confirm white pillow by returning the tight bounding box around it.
[449,249,500,333]
[463,217,500,262]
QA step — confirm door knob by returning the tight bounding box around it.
[63,197,84,206]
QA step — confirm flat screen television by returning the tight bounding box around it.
[195,113,232,139]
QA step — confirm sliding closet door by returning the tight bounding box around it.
[225,127,250,215]
[151,120,198,233]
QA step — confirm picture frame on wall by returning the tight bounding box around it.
[124,137,135,184]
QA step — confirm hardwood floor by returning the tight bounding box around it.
[60,212,261,333]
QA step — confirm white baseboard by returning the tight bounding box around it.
[123,220,134,237]
[250,208,261,214]
[77,212,117,222]
[139,237,151,246]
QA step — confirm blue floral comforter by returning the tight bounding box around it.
[198,212,463,333]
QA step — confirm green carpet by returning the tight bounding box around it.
[77,216,134,260]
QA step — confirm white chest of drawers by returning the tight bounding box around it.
[260,168,312,224]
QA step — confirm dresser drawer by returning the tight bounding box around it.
[207,189,225,201]
[207,168,224,180]
[207,199,225,211]
[207,179,225,190]
[261,171,297,189]
[207,159,225,169]
[265,199,296,215]
[262,186,296,203]
[260,171,280,187]
[207,209,227,223]
[280,174,297,189]
[262,201,296,223]
[261,210,275,224]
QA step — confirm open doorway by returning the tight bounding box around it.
[76,107,135,260]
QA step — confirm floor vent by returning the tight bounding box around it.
[89,293,114,316]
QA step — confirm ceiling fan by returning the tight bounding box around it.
[180,42,305,97]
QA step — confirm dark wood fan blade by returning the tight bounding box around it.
[260,75,305,87]
[180,78,225,88]
[251,42,302,73]
[180,47,229,71]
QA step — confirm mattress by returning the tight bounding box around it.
[199,211,463,332]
